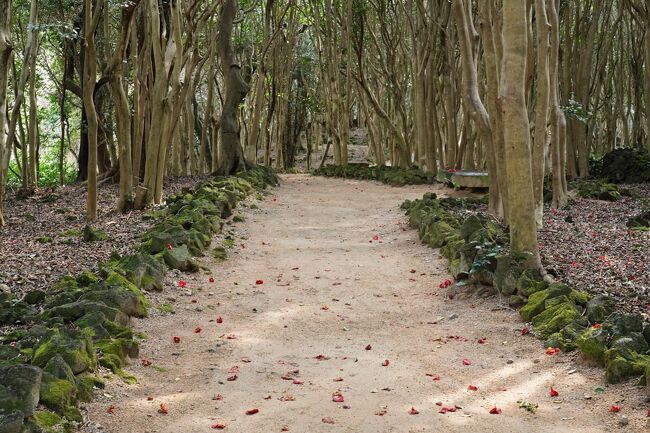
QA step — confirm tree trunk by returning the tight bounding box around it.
[216,0,251,175]
[501,0,540,267]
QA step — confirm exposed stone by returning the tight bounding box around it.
[532,302,587,339]
[163,245,199,272]
[586,295,616,324]
[22,290,46,305]
[0,365,42,417]
[32,328,97,374]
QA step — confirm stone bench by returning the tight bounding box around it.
[436,170,489,189]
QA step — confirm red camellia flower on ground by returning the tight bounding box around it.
[194,327,202,333]
[245,408,259,415]
[173,336,181,344]
[592,323,601,329]
[545,347,561,355]
[255,279,264,285]
[178,280,187,288]
[209,277,215,283]
[550,387,559,397]
[211,423,226,430]
[216,316,223,324]
[382,359,390,366]
[467,385,478,391]
[489,406,502,414]
[166,243,173,250]
[610,405,621,412]
[462,358,471,366]
[365,344,372,350]
[158,403,169,414]
[332,393,345,403]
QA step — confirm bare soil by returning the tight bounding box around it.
[78,175,647,433]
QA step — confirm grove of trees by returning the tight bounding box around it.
[1,0,650,268]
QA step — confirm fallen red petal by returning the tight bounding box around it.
[227,374,238,381]
[610,405,621,412]
[255,279,264,285]
[245,408,259,415]
[521,327,530,335]
[141,358,152,367]
[173,336,181,344]
[462,358,471,366]
[382,359,390,366]
[158,403,169,414]
[408,407,419,415]
[106,406,115,414]
[147,396,154,401]
[178,280,187,288]
[550,386,559,397]
[216,316,223,324]
[365,344,372,350]
[211,423,226,430]
[478,338,487,344]
[322,417,335,424]
[194,327,202,334]
[332,393,345,403]
[467,385,479,391]
[489,406,502,415]
[209,277,215,283]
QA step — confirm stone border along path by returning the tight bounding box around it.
[80,174,647,433]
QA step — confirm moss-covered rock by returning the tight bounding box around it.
[29,410,66,433]
[0,364,42,417]
[23,290,46,305]
[586,295,616,324]
[39,374,81,422]
[82,225,107,242]
[163,245,199,272]
[104,253,165,292]
[604,349,650,384]
[212,246,227,262]
[515,269,547,297]
[545,322,585,352]
[577,327,610,365]
[80,272,148,318]
[95,339,138,384]
[519,289,549,322]
[604,312,644,337]
[531,302,587,339]
[32,328,96,375]
[44,300,129,326]
[494,255,522,296]
[569,290,590,307]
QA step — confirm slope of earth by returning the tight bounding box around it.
[79,175,647,433]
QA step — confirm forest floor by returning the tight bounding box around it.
[76,175,647,433]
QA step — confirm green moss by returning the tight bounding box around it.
[32,328,97,374]
[532,302,586,339]
[159,303,175,313]
[82,225,107,242]
[577,327,609,365]
[212,246,228,262]
[604,349,650,384]
[39,376,81,421]
[37,236,54,243]
[31,410,64,431]
[569,290,590,307]
[223,238,235,249]
[519,289,549,322]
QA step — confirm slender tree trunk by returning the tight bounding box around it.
[216,0,251,175]
[0,0,12,226]
[83,0,104,221]
[533,0,550,225]
[501,0,540,267]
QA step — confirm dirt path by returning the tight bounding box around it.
[80,175,647,433]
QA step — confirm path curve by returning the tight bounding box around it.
[81,174,646,433]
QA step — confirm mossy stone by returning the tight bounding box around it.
[32,328,96,375]
[30,410,64,432]
[532,302,586,339]
[586,295,616,323]
[0,412,23,433]
[105,253,165,292]
[0,365,42,417]
[422,221,455,248]
[516,269,547,297]
[38,374,81,422]
[494,255,522,297]
[213,247,227,262]
[81,272,148,318]
[604,312,644,336]
[547,282,572,298]
[545,322,584,352]
[611,333,649,360]
[44,300,129,326]
[577,327,609,365]
[604,349,650,384]
[82,225,107,242]
[519,289,549,322]
[440,234,464,260]
[163,245,199,272]
[23,290,46,305]
[43,355,75,383]
[569,290,590,307]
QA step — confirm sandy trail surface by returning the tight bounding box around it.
[80,175,647,433]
